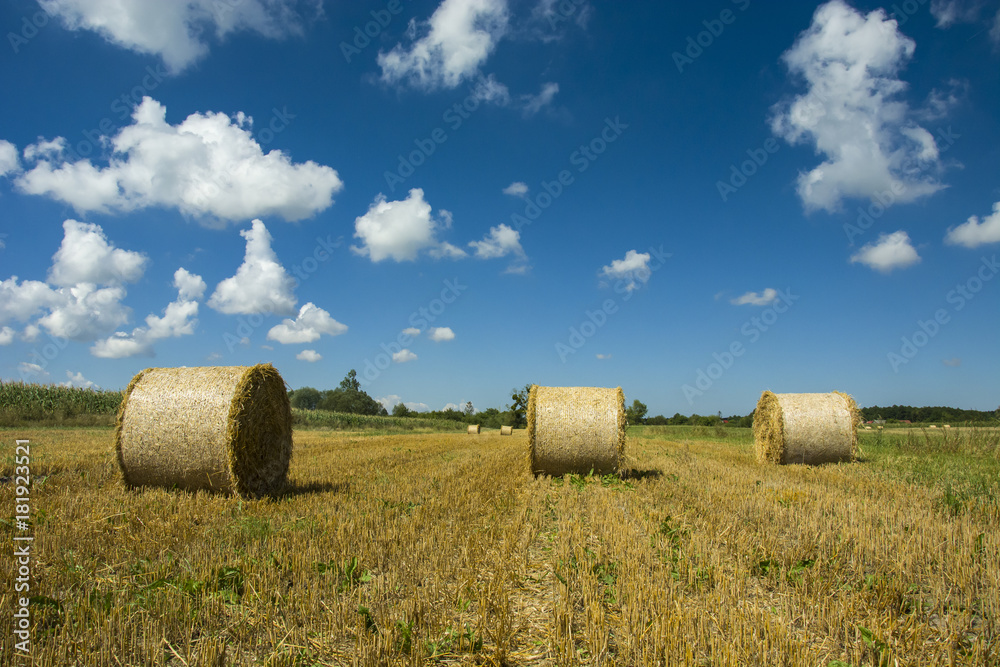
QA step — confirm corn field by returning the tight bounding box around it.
[0,382,123,424]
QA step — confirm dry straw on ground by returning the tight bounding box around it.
[527,385,626,476]
[500,425,513,436]
[115,364,292,497]
[753,391,859,465]
[468,424,481,435]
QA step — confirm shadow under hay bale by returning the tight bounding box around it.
[527,385,626,476]
[753,390,859,465]
[500,425,513,436]
[115,364,292,498]
[467,424,481,434]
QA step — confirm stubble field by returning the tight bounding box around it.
[1,425,997,666]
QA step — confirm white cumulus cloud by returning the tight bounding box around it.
[850,230,921,273]
[0,140,19,177]
[944,201,1000,248]
[428,327,455,342]
[378,0,509,90]
[296,349,322,362]
[0,326,15,345]
[393,348,418,363]
[91,267,205,358]
[16,97,342,223]
[468,223,524,259]
[39,0,320,74]
[503,181,528,196]
[48,220,147,286]
[402,327,421,337]
[61,370,98,389]
[600,249,651,291]
[731,288,779,306]
[208,219,297,315]
[267,302,347,344]
[18,362,49,380]
[352,188,461,262]
[771,0,944,213]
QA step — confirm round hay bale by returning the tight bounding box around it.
[527,385,625,476]
[115,364,292,498]
[467,424,481,435]
[500,425,513,436]
[928,424,937,429]
[753,391,859,465]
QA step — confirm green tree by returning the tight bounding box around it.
[289,386,321,410]
[626,399,648,425]
[392,402,412,418]
[463,401,475,416]
[316,370,387,416]
[339,369,361,392]
[508,384,532,428]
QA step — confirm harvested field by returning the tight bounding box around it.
[1,425,998,665]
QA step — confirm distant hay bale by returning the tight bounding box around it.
[500,425,513,436]
[944,424,951,429]
[864,426,872,430]
[115,364,292,498]
[929,425,937,429]
[468,424,481,435]
[753,391,859,465]
[527,385,625,476]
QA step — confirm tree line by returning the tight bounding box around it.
[287,372,999,428]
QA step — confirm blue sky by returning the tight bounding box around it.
[1,0,998,417]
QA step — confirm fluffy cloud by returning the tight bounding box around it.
[771,1,944,212]
[402,327,421,337]
[18,362,49,380]
[61,370,98,389]
[1,219,147,339]
[468,224,523,259]
[428,327,455,342]
[731,288,779,306]
[352,188,461,262]
[503,181,528,196]
[0,140,19,176]
[267,302,348,344]
[91,268,205,358]
[0,326,14,345]
[378,0,509,90]
[377,395,402,411]
[208,219,297,315]
[850,230,921,273]
[393,348,418,363]
[39,284,132,341]
[15,97,342,223]
[600,250,651,291]
[39,0,319,73]
[48,220,147,286]
[0,278,62,325]
[944,201,1000,248]
[296,349,322,362]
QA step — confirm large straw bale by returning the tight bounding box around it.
[527,385,625,476]
[115,364,292,497]
[753,391,859,465]
[468,424,481,435]
[500,425,513,436]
